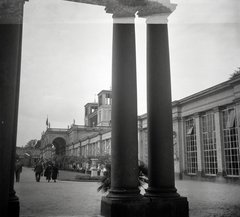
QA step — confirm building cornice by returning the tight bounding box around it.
[174,78,239,106]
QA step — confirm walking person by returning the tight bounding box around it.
[34,162,43,182]
[44,163,52,182]
[51,164,59,182]
[15,160,22,182]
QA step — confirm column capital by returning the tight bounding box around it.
[0,0,27,24]
[145,13,171,24]
[139,1,177,24]
[113,17,135,24]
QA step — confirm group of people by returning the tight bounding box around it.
[14,159,59,183]
[34,161,59,182]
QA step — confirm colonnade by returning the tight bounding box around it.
[0,1,189,216]
[101,14,188,216]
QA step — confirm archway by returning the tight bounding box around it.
[52,137,66,156]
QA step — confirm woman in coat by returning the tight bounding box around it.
[51,164,59,182]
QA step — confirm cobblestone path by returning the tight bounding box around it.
[15,167,240,217]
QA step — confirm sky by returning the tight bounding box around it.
[17,0,240,147]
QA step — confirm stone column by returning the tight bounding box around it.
[213,107,223,175]
[101,17,147,217]
[144,17,189,217]
[172,117,181,179]
[0,1,25,216]
[107,17,140,199]
[194,113,203,177]
[145,21,178,198]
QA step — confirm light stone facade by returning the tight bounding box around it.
[40,76,240,184]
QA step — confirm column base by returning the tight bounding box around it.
[8,194,20,217]
[101,195,189,217]
[101,196,149,217]
[145,187,180,198]
[146,196,189,217]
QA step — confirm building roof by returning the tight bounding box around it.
[173,76,240,105]
[98,90,111,96]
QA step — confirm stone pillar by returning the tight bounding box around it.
[213,107,223,175]
[172,117,181,179]
[0,1,25,216]
[144,18,189,217]
[108,17,140,198]
[178,117,186,179]
[101,17,147,217]
[145,21,178,198]
[194,113,203,177]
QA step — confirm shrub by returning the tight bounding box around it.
[75,175,102,181]
[97,160,148,193]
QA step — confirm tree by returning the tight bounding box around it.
[96,154,111,165]
[229,67,240,80]
[24,139,38,149]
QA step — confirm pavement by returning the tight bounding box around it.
[14,167,240,217]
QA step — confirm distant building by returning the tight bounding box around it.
[40,76,240,184]
[40,90,112,159]
[16,147,40,167]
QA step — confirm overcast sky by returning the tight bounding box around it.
[17,0,240,147]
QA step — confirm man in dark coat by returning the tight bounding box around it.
[51,164,59,182]
[34,162,43,182]
[15,160,22,182]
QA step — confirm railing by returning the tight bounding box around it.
[42,125,111,136]
[47,128,68,132]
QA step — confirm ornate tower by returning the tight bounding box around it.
[97,90,112,127]
[84,102,98,127]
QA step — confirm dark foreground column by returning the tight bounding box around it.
[144,22,189,216]
[101,17,148,217]
[0,1,25,216]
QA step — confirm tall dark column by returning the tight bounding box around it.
[0,1,25,216]
[144,23,189,217]
[145,24,178,198]
[108,20,140,198]
[101,17,148,217]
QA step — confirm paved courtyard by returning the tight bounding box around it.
[15,167,240,217]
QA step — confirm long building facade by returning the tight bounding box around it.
[40,77,240,184]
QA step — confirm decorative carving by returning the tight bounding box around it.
[66,0,174,18]
[0,0,26,24]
